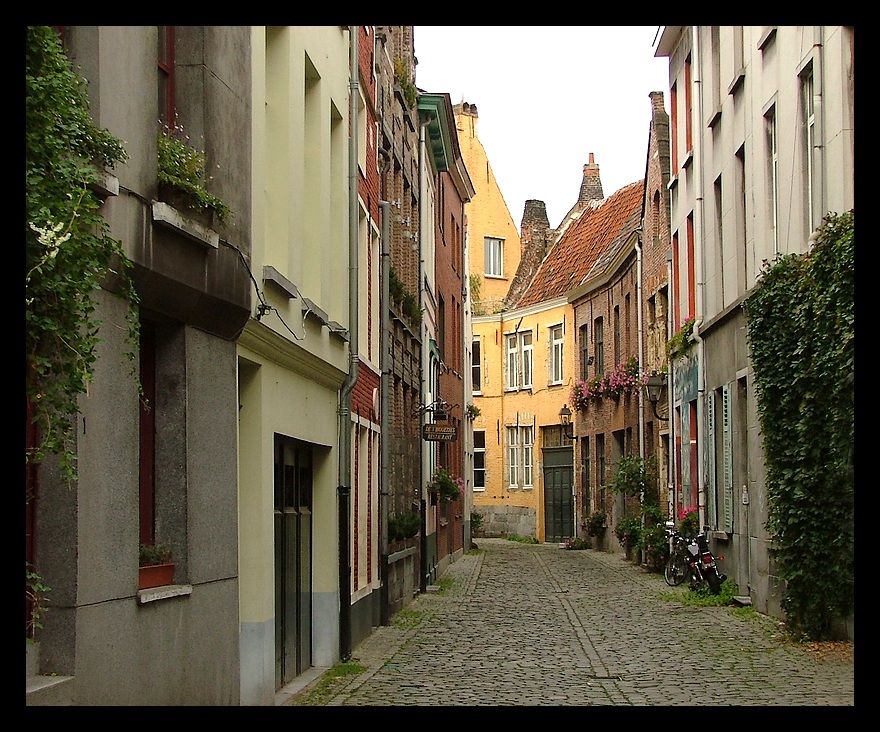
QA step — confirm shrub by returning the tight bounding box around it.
[614,515,642,548]
[388,511,420,542]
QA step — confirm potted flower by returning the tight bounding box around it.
[138,543,174,589]
[677,506,700,539]
[429,467,462,502]
[586,510,607,539]
[614,515,642,560]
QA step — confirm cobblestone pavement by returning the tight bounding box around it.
[284,538,854,706]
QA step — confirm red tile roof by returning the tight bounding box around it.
[515,181,643,308]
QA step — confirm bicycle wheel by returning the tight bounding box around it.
[664,549,687,586]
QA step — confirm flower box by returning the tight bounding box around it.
[138,563,175,590]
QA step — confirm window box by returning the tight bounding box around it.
[138,562,175,590]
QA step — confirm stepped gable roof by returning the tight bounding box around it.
[516,180,644,308]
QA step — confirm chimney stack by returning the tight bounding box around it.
[578,152,604,203]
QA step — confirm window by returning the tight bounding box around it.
[686,213,695,319]
[473,430,486,490]
[471,337,482,394]
[580,436,591,518]
[521,426,533,488]
[670,82,678,172]
[579,324,590,379]
[139,322,157,547]
[505,330,533,391]
[550,324,564,384]
[506,426,533,489]
[484,236,503,277]
[801,64,815,233]
[735,145,748,294]
[765,105,779,254]
[158,26,175,125]
[594,317,604,375]
[506,334,518,390]
[596,433,606,506]
[684,54,693,157]
[521,331,533,389]
[506,426,518,487]
[714,174,725,306]
[613,307,620,366]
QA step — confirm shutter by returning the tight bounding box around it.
[722,383,734,533]
[706,390,716,528]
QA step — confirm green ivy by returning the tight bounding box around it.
[744,210,854,640]
[26,26,139,482]
[667,316,695,358]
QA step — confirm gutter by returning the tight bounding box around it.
[337,25,359,661]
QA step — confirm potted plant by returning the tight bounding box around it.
[138,543,174,589]
[677,505,700,539]
[587,510,607,539]
[614,515,642,560]
[429,467,462,502]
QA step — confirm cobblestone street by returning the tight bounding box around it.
[282,538,854,706]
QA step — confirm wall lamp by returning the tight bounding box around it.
[559,404,577,441]
[645,373,669,421]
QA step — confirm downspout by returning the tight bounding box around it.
[418,114,430,594]
[691,25,708,532]
[636,232,645,463]
[338,25,359,661]
[666,251,676,517]
[379,198,391,625]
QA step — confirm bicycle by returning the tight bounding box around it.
[663,521,688,587]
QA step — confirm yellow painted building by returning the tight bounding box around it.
[456,101,578,542]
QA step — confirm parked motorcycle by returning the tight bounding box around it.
[663,521,726,595]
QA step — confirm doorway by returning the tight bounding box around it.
[543,446,574,543]
[274,435,313,688]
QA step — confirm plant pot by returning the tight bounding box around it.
[138,563,175,590]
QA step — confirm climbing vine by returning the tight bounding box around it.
[26,26,139,481]
[744,210,854,640]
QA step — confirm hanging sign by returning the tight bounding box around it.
[422,424,458,442]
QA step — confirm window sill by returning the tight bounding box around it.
[152,202,219,249]
[137,583,193,605]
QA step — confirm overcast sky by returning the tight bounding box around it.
[413,26,670,229]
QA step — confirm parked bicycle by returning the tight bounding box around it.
[663,521,689,587]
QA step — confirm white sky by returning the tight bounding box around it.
[413,26,670,229]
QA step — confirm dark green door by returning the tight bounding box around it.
[543,447,574,543]
[274,436,313,688]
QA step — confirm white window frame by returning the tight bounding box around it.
[506,426,518,488]
[484,236,503,277]
[521,426,533,488]
[801,64,815,233]
[506,334,518,390]
[472,336,482,395]
[473,430,486,491]
[765,104,778,254]
[550,324,564,385]
[521,331,533,389]
[506,330,533,391]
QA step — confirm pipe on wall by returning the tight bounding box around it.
[337,24,359,662]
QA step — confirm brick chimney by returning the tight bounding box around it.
[578,152,604,203]
[505,200,554,308]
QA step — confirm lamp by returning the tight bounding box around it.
[645,373,669,421]
[559,404,577,441]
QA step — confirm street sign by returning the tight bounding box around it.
[422,423,458,442]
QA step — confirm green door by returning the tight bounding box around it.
[543,446,574,543]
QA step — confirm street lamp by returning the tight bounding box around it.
[559,404,577,441]
[644,373,669,421]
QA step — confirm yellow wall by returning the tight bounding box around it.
[472,299,576,541]
[455,107,521,314]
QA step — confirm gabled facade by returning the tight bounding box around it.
[655,26,854,632]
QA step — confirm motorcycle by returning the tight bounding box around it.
[663,521,727,595]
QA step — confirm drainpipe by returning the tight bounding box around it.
[418,113,430,594]
[635,232,645,464]
[337,24,359,662]
[666,250,675,518]
[691,26,708,532]
[379,198,391,625]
